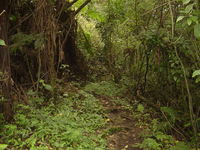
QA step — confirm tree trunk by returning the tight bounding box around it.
[0,0,13,121]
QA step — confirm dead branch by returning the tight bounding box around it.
[0,10,5,16]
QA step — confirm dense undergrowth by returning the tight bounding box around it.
[85,81,195,150]
[85,81,194,150]
[0,0,200,149]
[0,83,107,150]
[0,80,197,150]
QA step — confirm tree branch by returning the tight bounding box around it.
[66,0,79,9]
[0,10,5,16]
[75,0,91,15]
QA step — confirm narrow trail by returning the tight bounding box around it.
[97,95,142,150]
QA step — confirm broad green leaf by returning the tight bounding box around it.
[194,24,200,39]
[0,39,6,46]
[0,144,8,150]
[176,16,185,22]
[39,79,45,84]
[184,4,193,13]
[44,84,53,92]
[187,18,192,26]
[182,0,191,5]
[192,69,200,77]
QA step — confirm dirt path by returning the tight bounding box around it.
[98,95,142,150]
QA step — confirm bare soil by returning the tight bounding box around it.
[98,96,143,150]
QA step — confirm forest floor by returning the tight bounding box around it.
[1,80,185,150]
[83,81,143,150]
[0,81,145,150]
[97,94,142,150]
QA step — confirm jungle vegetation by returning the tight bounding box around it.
[0,0,200,149]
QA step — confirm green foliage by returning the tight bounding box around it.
[72,0,88,13]
[87,9,106,22]
[0,144,8,150]
[10,32,44,53]
[133,106,187,150]
[194,24,200,39]
[137,104,145,113]
[182,0,191,5]
[136,138,162,150]
[139,0,156,10]
[133,107,193,150]
[77,15,104,59]
[177,0,200,39]
[134,129,177,150]
[3,0,200,149]
[80,0,200,148]
[161,107,179,123]
[0,39,6,46]
[84,81,122,97]
[134,119,178,150]
[192,69,200,83]
[170,142,190,150]
[176,16,185,23]
[0,88,106,149]
[39,79,54,92]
